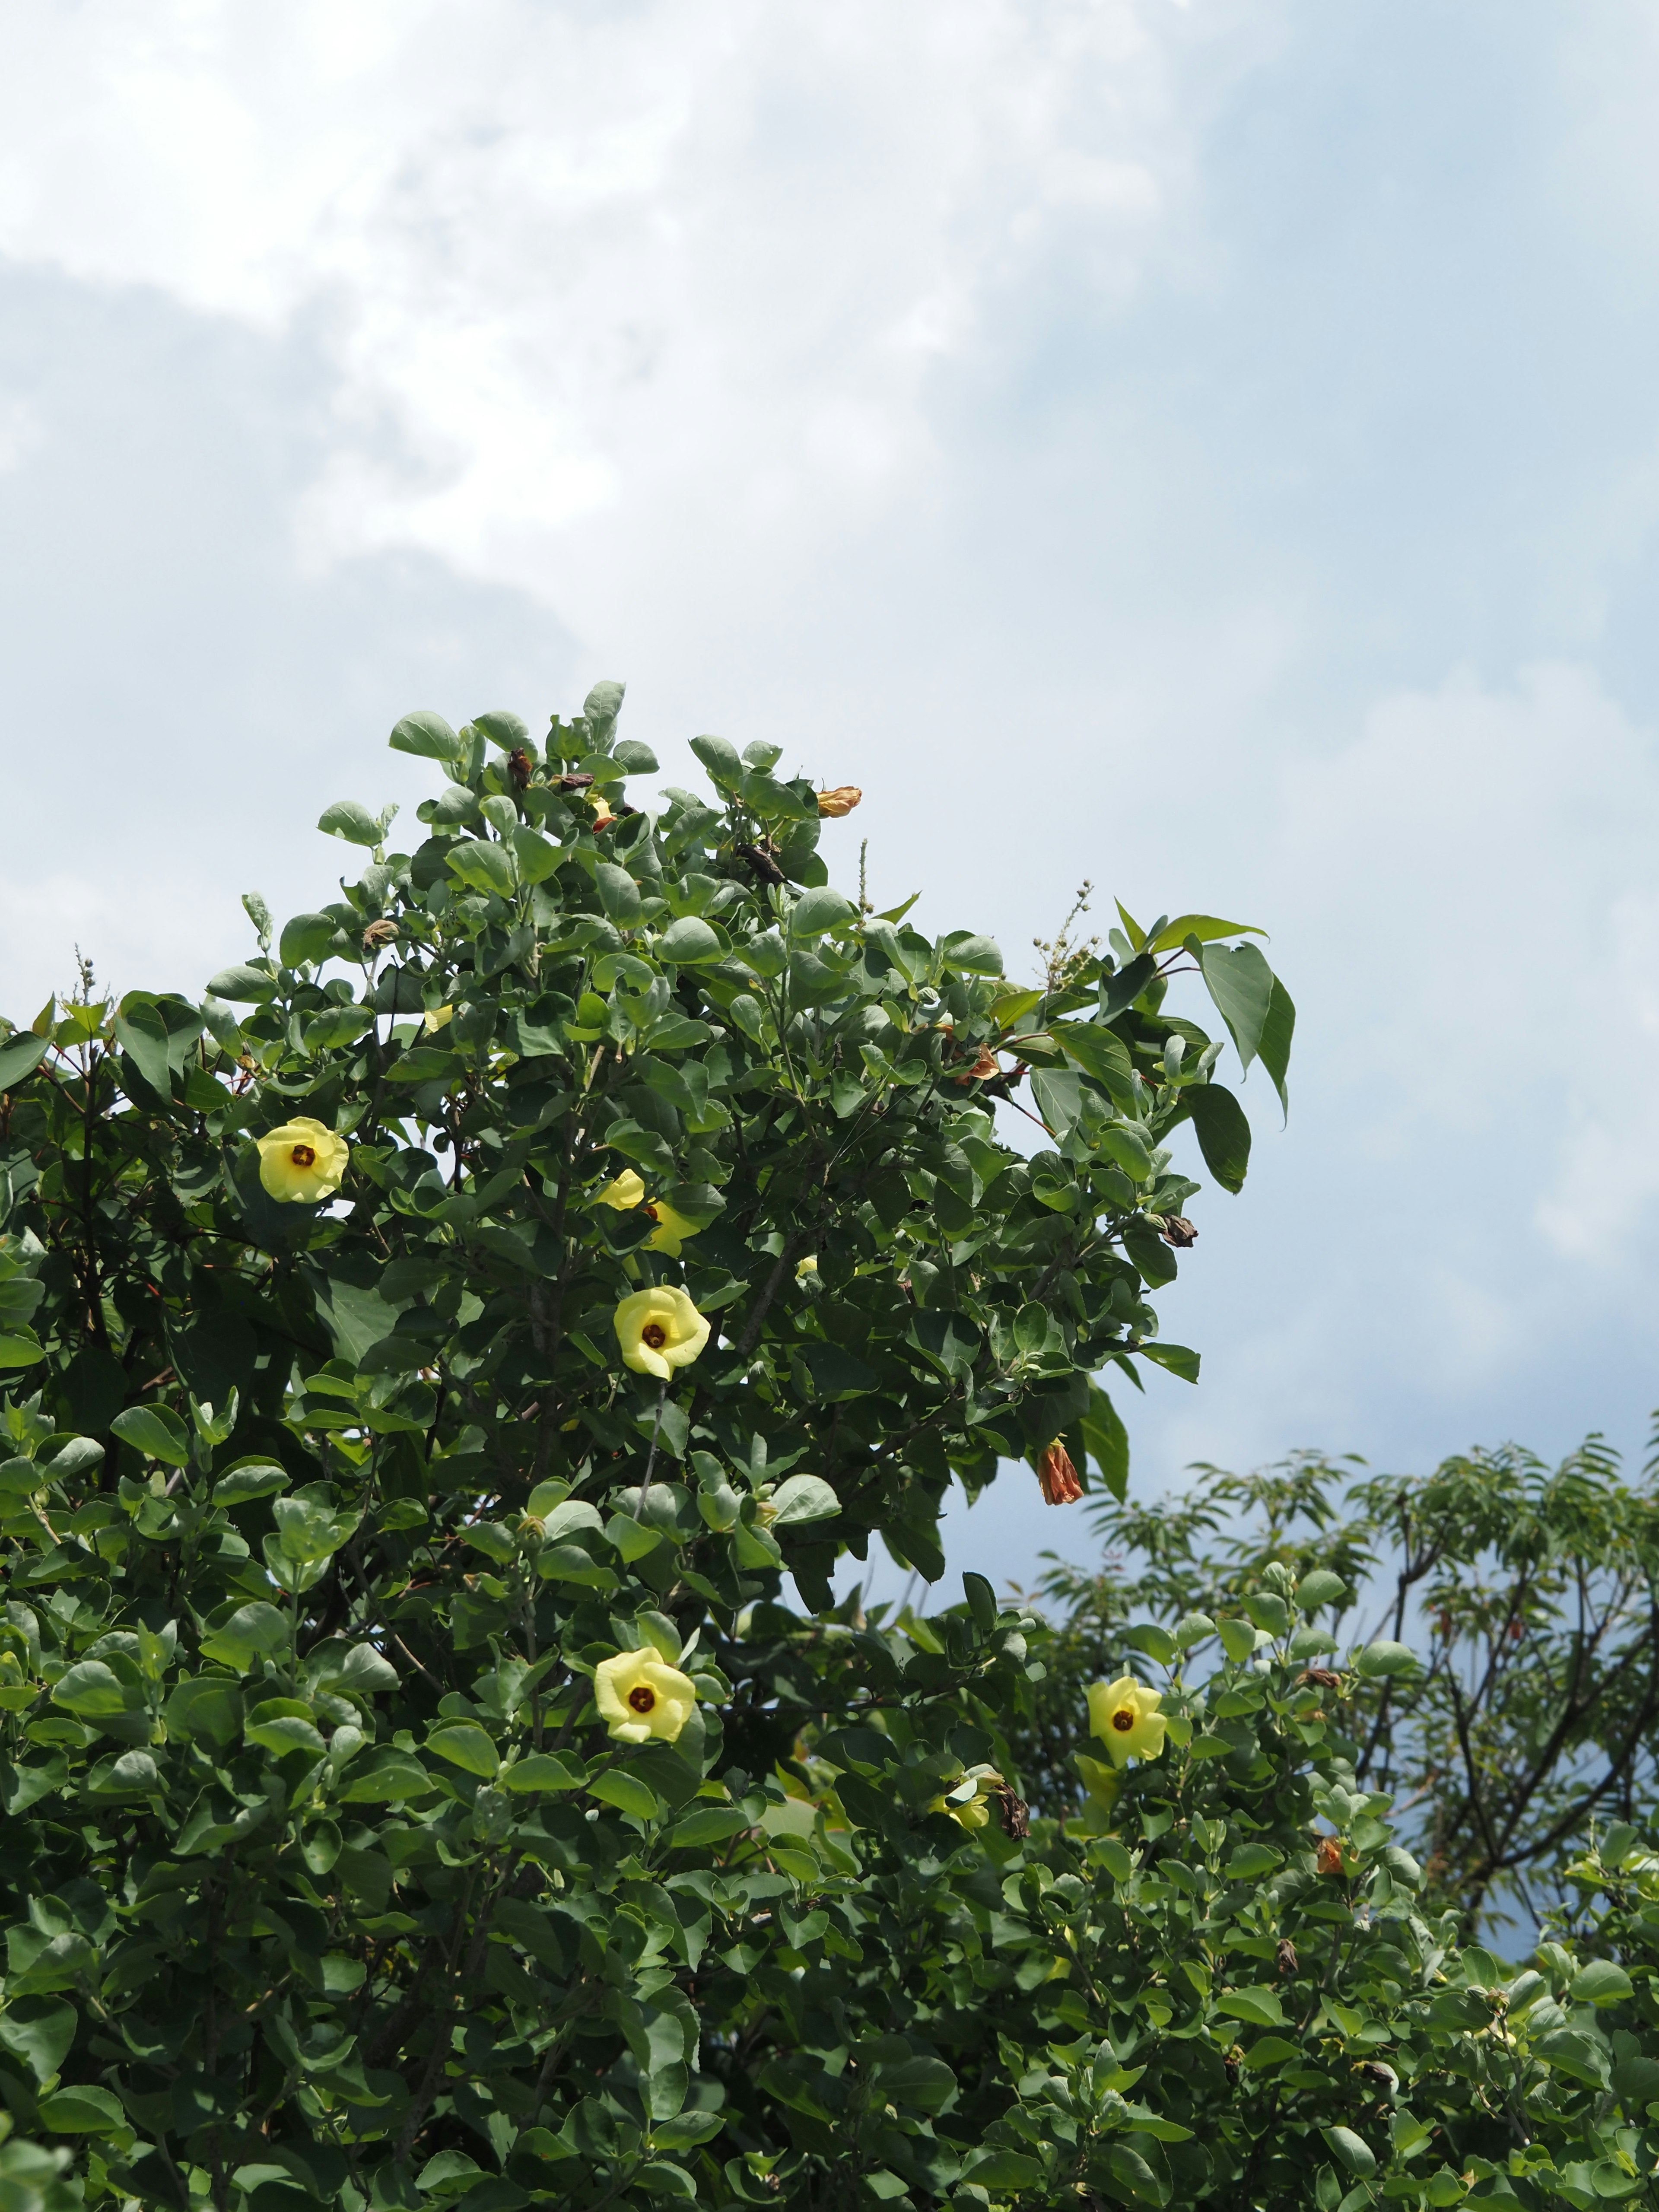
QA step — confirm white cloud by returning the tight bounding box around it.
[0,0,1261,655]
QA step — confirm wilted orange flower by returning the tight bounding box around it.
[1037,1441,1083,1505]
[1315,1835,1344,1876]
[955,1044,1000,1085]
[817,786,862,818]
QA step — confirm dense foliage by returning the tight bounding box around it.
[0,682,1656,2212]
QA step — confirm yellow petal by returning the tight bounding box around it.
[593,1647,698,1743]
[255,1117,350,1205]
[613,1287,711,1377]
[597,1169,646,1212]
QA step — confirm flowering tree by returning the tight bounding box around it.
[0,686,1650,2211]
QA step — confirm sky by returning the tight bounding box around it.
[4,0,1659,1602]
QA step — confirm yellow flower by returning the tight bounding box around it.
[817,785,862,818]
[255,1117,350,1205]
[423,1004,454,1033]
[589,789,617,830]
[795,1254,818,1281]
[644,1200,699,1257]
[613,1287,710,1380]
[596,1168,646,1211]
[1086,1675,1167,1770]
[594,1646,697,1744]
[927,1764,1007,1831]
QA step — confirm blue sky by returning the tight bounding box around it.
[4,0,1659,1600]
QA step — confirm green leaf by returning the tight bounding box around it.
[1053,1021,1135,1103]
[668,1804,753,1848]
[1296,1569,1348,1612]
[1184,1084,1251,1194]
[613,738,658,772]
[939,931,1003,976]
[1322,2127,1377,2178]
[445,840,516,897]
[245,1700,327,1759]
[0,1032,49,1090]
[1081,1384,1128,1499]
[0,1335,45,1369]
[588,1768,665,1821]
[318,798,383,849]
[595,861,644,925]
[0,1997,76,2084]
[1124,1622,1178,1665]
[1198,941,1274,1075]
[111,1403,192,1467]
[690,734,743,788]
[1217,1987,1288,2028]
[512,825,561,886]
[426,1723,501,1780]
[789,887,853,938]
[768,1474,841,1527]
[1139,1342,1199,1384]
[501,1753,586,1793]
[1355,1640,1417,1678]
[1224,1842,1283,1879]
[658,916,724,965]
[112,998,172,1095]
[37,2085,129,2136]
[211,1462,289,1505]
[1259,973,1295,1118]
[51,1661,132,1717]
[389,709,463,760]
[337,1752,439,1802]
[1148,914,1265,952]
[1571,1959,1634,2006]
[203,963,277,1004]
[198,1602,292,1672]
[163,1677,243,1748]
[278,912,342,968]
[1217,1618,1257,1662]
[474,708,530,750]
[962,2153,1044,2190]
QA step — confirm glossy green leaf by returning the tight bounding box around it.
[1184,1084,1251,1193]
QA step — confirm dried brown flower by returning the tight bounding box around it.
[1315,1835,1344,1876]
[362,919,398,949]
[993,1786,1030,1840]
[1036,1440,1083,1506]
[1159,1215,1198,1248]
[1276,1938,1298,1977]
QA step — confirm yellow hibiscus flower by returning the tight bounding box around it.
[1086,1675,1167,1770]
[596,1168,646,1211]
[594,1646,697,1744]
[613,1287,710,1380]
[255,1117,350,1205]
[643,1200,699,1257]
[927,1764,1007,1831]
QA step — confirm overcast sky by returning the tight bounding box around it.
[4,0,1659,1599]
